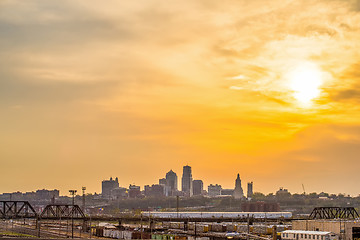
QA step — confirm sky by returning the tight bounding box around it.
[1,0,360,196]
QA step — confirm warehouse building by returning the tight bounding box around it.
[293,220,360,240]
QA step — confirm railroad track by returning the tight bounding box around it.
[0,220,77,238]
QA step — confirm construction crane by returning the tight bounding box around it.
[302,184,306,195]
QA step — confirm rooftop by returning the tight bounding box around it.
[281,230,333,235]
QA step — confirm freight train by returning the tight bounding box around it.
[142,211,292,219]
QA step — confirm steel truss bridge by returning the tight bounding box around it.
[40,204,85,219]
[0,201,85,220]
[0,201,37,219]
[309,207,360,219]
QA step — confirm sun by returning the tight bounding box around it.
[287,62,323,106]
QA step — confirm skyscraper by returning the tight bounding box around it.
[102,177,119,198]
[165,170,178,196]
[181,165,193,197]
[247,182,253,199]
[193,180,203,196]
[233,173,244,199]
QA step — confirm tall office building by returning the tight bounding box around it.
[208,184,222,197]
[233,174,244,199]
[193,180,203,196]
[165,170,178,196]
[181,165,193,197]
[102,177,119,198]
[247,182,253,199]
[159,178,167,185]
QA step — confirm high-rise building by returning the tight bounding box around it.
[111,187,128,199]
[165,170,178,196]
[144,184,166,197]
[233,174,244,199]
[35,189,60,200]
[128,184,141,198]
[247,182,253,199]
[208,184,222,197]
[102,177,119,198]
[159,178,167,185]
[192,180,203,196]
[181,165,193,197]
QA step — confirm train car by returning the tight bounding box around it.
[281,230,338,240]
[142,211,292,219]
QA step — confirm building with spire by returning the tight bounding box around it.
[181,165,193,197]
[233,173,244,199]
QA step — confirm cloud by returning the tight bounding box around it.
[1,0,360,194]
[249,124,360,195]
[328,62,360,102]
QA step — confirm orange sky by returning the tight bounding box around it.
[1,0,360,196]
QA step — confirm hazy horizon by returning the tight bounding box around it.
[2,1,360,196]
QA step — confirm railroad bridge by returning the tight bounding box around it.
[0,201,37,219]
[309,207,359,219]
[0,201,85,220]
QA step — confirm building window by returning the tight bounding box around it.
[301,234,304,238]
[321,236,324,240]
[317,236,319,240]
[313,235,315,239]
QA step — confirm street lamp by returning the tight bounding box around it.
[82,187,86,237]
[69,190,77,239]
[82,187,86,212]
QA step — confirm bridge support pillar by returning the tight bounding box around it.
[150,220,154,234]
[37,219,41,238]
[272,225,277,240]
[83,219,88,232]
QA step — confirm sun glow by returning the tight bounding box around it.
[287,62,324,106]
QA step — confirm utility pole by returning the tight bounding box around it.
[247,214,250,240]
[194,221,197,240]
[176,196,179,218]
[89,215,92,239]
[69,189,77,239]
[140,214,143,240]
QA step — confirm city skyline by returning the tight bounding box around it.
[0,166,357,197]
[2,1,360,196]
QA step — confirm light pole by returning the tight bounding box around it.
[69,190,77,239]
[82,187,86,213]
[82,187,86,238]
